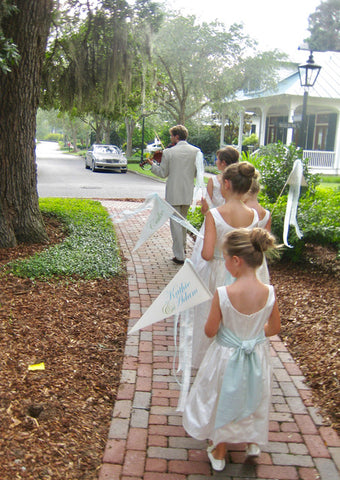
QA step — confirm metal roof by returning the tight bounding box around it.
[236,51,340,102]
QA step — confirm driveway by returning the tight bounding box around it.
[36,141,166,199]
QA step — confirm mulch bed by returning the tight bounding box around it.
[0,215,339,479]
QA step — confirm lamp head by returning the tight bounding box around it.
[298,51,321,88]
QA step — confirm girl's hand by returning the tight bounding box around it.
[201,197,209,215]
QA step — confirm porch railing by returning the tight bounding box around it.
[303,150,335,168]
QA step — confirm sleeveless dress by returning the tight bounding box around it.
[210,175,224,207]
[191,207,259,368]
[183,285,275,447]
[177,207,260,412]
[258,209,270,229]
[190,176,224,268]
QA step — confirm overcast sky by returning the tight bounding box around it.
[165,0,321,61]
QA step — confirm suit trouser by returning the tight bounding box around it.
[170,204,190,261]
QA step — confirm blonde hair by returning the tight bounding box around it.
[222,161,255,194]
[216,146,239,166]
[223,227,277,268]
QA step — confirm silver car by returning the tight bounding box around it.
[85,144,127,173]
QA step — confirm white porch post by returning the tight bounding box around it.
[238,109,244,153]
[259,107,267,146]
[286,106,295,145]
[334,111,340,175]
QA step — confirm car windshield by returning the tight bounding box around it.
[94,145,120,154]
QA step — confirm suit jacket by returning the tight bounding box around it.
[151,140,200,205]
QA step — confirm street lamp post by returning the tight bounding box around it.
[298,51,321,149]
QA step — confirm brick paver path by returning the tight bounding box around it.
[99,200,340,480]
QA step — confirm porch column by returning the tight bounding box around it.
[259,107,267,146]
[286,106,295,145]
[334,112,340,175]
[238,109,244,153]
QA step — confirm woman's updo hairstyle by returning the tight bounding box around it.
[223,227,277,268]
[248,169,261,196]
[222,161,256,194]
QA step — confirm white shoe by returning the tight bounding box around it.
[245,443,261,457]
[207,445,225,471]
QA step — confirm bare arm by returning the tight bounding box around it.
[201,211,216,261]
[205,290,222,337]
[265,215,272,232]
[264,299,281,337]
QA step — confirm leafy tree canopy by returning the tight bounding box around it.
[153,15,285,124]
[305,0,340,52]
[0,0,20,72]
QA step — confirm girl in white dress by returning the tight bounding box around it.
[201,146,240,213]
[183,228,281,471]
[177,162,259,412]
[191,162,259,368]
[243,170,271,232]
[244,170,272,284]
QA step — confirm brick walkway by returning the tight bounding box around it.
[98,200,340,480]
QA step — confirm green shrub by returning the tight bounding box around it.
[242,133,258,147]
[8,199,123,279]
[186,188,340,263]
[44,133,64,142]
[244,142,320,202]
[187,206,204,231]
[258,189,340,260]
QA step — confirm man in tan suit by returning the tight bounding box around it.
[147,125,201,264]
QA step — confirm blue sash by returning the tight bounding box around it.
[214,325,266,429]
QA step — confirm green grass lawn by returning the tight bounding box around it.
[319,175,340,191]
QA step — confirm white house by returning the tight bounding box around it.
[235,51,340,175]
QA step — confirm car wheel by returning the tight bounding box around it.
[91,160,97,172]
[121,168,127,174]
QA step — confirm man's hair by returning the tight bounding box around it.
[169,125,188,141]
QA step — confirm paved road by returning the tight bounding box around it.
[36,141,165,199]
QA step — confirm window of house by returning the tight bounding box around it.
[314,114,329,150]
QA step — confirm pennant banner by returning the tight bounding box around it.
[283,159,306,248]
[112,193,203,252]
[128,259,213,334]
[112,193,157,223]
[133,195,174,251]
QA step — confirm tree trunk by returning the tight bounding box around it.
[125,117,135,158]
[71,124,78,152]
[104,119,111,144]
[0,0,53,247]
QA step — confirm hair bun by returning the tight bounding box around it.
[250,228,274,252]
[239,161,255,178]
